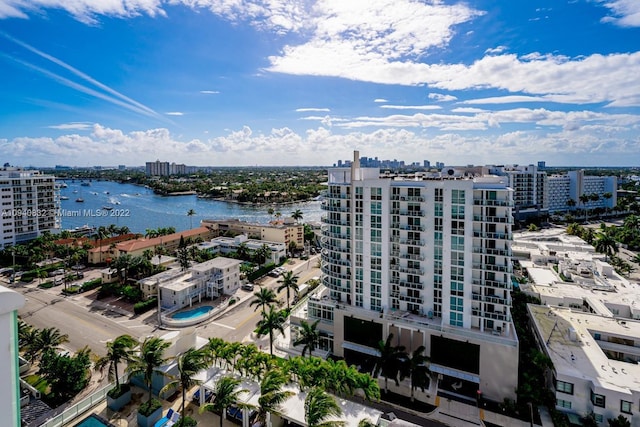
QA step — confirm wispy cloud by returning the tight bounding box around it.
[47,122,93,130]
[485,46,507,55]
[166,112,184,116]
[597,0,640,27]
[295,107,330,112]
[200,90,220,94]
[428,93,457,102]
[374,98,388,103]
[1,32,164,120]
[462,95,549,105]
[380,105,441,110]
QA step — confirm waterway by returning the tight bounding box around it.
[59,180,322,233]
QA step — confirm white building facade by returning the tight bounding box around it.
[0,285,25,427]
[305,152,519,402]
[0,168,60,249]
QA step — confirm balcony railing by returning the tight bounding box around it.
[473,199,514,207]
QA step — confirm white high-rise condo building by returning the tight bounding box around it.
[309,152,519,402]
[0,168,60,249]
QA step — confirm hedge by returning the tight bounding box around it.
[134,297,158,314]
[80,278,102,292]
[247,263,276,281]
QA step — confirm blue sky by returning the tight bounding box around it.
[1,0,639,167]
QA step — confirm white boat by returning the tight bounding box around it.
[60,196,69,200]
[102,205,113,211]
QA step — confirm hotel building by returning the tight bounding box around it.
[293,152,519,402]
[0,168,60,249]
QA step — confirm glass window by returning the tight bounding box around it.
[621,400,632,414]
[591,391,605,408]
[556,399,571,409]
[556,380,574,395]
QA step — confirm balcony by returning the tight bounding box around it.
[473,231,512,240]
[472,263,511,273]
[321,265,350,280]
[390,264,424,275]
[472,309,510,322]
[390,279,424,290]
[399,294,423,304]
[390,209,425,217]
[321,229,351,239]
[471,278,511,289]
[322,217,350,226]
[471,293,509,305]
[473,199,513,207]
[321,204,350,213]
[321,254,351,266]
[473,215,513,224]
[326,193,350,199]
[472,247,511,256]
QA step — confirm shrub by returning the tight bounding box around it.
[107,383,130,399]
[63,285,81,295]
[175,416,197,427]
[139,397,162,416]
[39,281,55,289]
[134,297,157,314]
[80,278,102,292]
[228,298,236,306]
[247,263,276,281]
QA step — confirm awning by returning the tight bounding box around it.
[341,342,381,357]
[430,364,480,383]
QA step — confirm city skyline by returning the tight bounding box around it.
[1,1,640,167]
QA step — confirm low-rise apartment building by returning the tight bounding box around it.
[201,218,304,249]
[197,234,285,265]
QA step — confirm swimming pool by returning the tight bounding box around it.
[171,305,214,320]
[74,414,115,427]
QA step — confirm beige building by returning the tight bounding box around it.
[111,227,214,259]
[201,218,304,249]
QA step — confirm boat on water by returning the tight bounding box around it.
[59,182,68,188]
[60,196,69,200]
[102,205,113,211]
[75,198,84,203]
[80,182,91,187]
[73,190,78,194]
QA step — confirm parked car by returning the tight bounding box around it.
[241,283,254,291]
[49,269,65,277]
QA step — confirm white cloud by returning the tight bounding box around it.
[380,105,441,110]
[165,112,184,116]
[598,0,640,27]
[485,45,507,55]
[295,107,330,112]
[451,107,487,113]
[47,122,92,130]
[462,95,549,105]
[2,121,640,166]
[200,90,220,94]
[0,0,165,24]
[428,93,457,102]
[374,98,388,103]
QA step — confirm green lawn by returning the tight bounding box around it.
[25,374,50,395]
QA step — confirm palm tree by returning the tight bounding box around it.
[267,207,275,221]
[95,334,138,392]
[250,287,278,315]
[256,306,287,356]
[404,345,430,402]
[200,376,250,427]
[187,208,196,229]
[126,336,171,405]
[294,319,320,357]
[257,368,294,425]
[291,209,303,224]
[236,242,251,261]
[579,194,590,221]
[304,387,344,427]
[33,327,69,362]
[254,244,272,265]
[277,270,300,310]
[162,347,209,423]
[594,232,618,262]
[373,333,407,393]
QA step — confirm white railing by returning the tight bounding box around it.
[38,374,126,427]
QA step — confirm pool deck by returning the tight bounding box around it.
[67,385,241,427]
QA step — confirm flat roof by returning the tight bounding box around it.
[190,256,242,272]
[529,305,640,393]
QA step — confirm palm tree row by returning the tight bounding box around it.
[99,334,380,427]
[374,334,431,401]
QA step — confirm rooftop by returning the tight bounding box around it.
[528,305,640,394]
